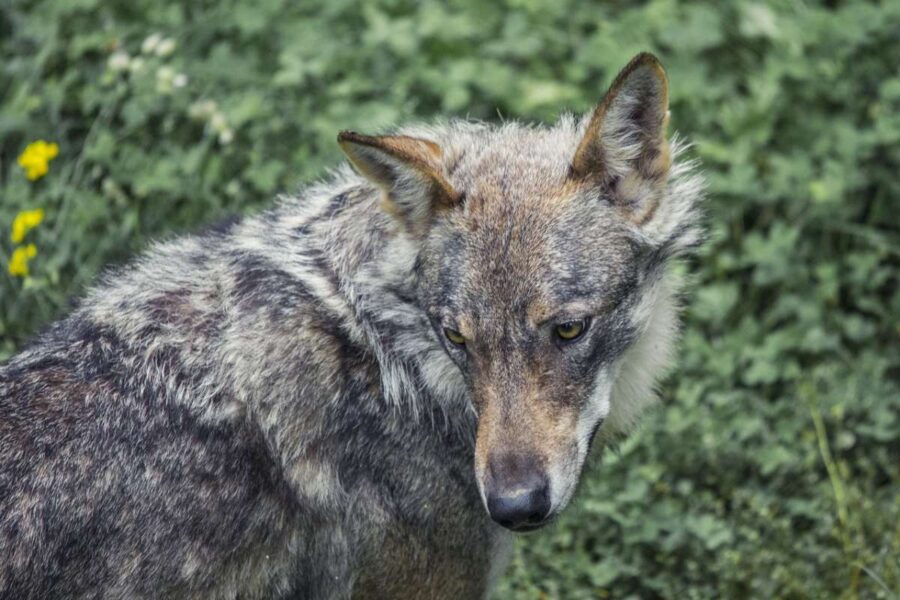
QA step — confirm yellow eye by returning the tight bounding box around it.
[444,327,466,345]
[556,320,586,341]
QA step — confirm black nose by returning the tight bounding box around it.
[485,454,551,531]
[487,485,551,531]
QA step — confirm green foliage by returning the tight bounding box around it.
[1,0,898,597]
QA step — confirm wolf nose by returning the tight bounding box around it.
[487,485,551,531]
[484,454,551,531]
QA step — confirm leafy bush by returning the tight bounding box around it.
[1,0,897,597]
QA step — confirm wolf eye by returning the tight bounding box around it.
[444,327,466,346]
[556,319,588,341]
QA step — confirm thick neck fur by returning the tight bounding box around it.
[63,164,474,444]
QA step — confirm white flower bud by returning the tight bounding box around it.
[108,51,131,72]
[218,128,234,145]
[210,112,228,132]
[156,38,177,57]
[141,33,162,55]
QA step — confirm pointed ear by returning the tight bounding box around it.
[338,131,461,231]
[570,53,671,224]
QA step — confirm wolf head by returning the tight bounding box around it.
[339,53,703,531]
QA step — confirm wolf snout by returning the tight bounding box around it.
[484,453,552,532]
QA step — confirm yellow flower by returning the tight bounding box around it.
[11,208,45,243]
[17,140,59,181]
[8,244,37,277]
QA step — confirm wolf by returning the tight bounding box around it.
[0,53,702,598]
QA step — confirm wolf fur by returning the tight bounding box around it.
[0,53,703,599]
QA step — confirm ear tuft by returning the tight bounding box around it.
[571,53,671,224]
[337,131,461,221]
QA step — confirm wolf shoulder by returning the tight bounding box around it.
[0,211,369,597]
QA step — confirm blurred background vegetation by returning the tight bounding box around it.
[1,0,898,597]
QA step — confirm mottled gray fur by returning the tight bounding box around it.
[0,54,703,599]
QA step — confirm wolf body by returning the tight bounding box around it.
[0,54,702,598]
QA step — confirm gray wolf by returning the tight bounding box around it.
[0,53,703,598]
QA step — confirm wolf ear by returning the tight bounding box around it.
[570,53,671,225]
[338,131,461,231]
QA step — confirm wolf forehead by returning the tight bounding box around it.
[419,222,643,321]
[406,118,588,207]
[409,120,649,311]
